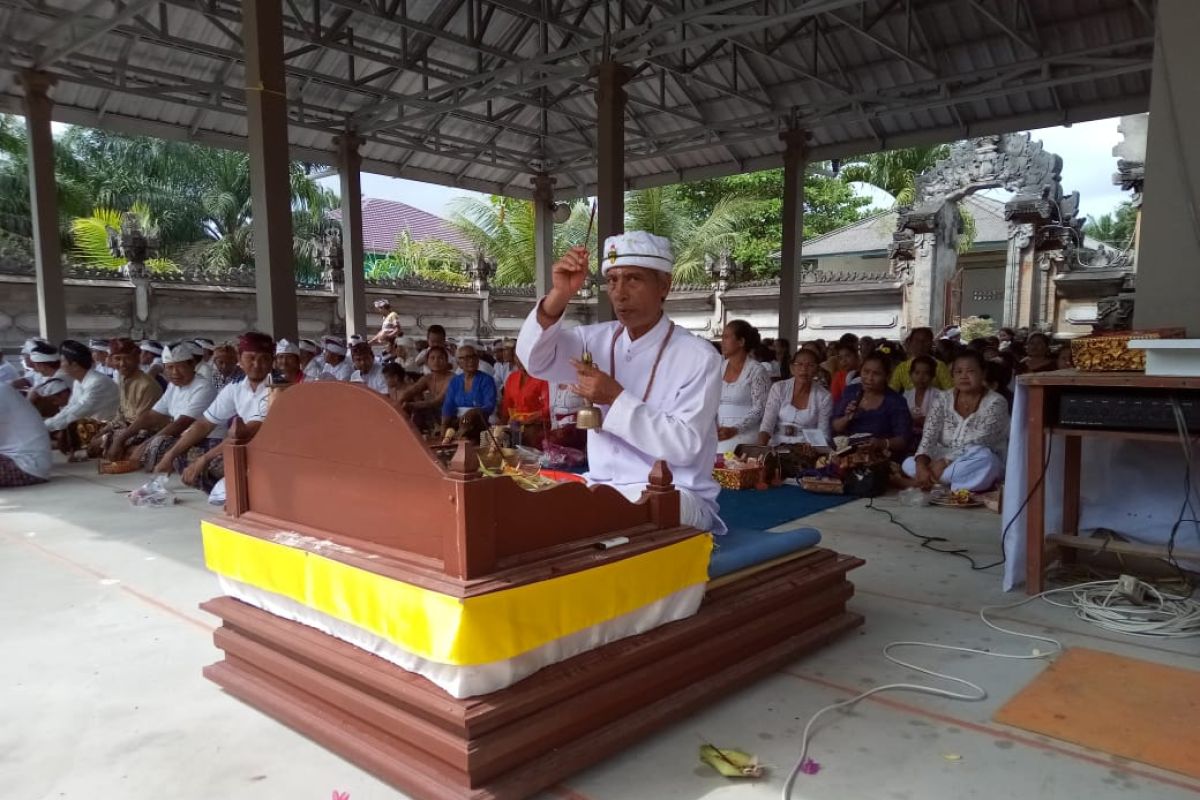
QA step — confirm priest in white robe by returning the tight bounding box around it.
[517,231,725,534]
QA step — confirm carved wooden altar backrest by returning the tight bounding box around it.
[224,383,684,580]
[228,382,453,560]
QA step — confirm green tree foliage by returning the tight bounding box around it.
[1083,201,1137,250]
[661,166,871,277]
[0,116,336,279]
[839,145,951,207]
[367,231,469,286]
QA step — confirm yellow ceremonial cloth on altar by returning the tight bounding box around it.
[201,520,712,667]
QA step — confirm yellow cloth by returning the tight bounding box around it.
[202,520,712,666]
[889,358,952,391]
[118,370,163,424]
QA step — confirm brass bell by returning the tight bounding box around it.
[576,350,603,430]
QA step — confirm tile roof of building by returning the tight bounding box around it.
[330,197,474,255]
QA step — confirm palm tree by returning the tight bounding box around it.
[450,189,764,286]
[366,231,469,285]
[625,187,765,283]
[841,144,976,252]
[1083,202,1137,250]
[839,145,950,207]
[68,203,177,273]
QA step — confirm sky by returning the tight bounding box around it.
[320,116,1132,224]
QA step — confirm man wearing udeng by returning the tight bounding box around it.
[517,231,725,534]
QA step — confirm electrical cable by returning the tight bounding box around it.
[866,435,1054,572]
[780,578,1200,800]
[866,498,1003,571]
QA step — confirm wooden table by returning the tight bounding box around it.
[1021,370,1200,594]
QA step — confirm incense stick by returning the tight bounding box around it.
[584,200,596,247]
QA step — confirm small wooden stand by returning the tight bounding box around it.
[1020,370,1200,593]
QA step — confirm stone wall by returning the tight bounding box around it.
[0,270,905,355]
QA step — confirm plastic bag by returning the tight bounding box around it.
[898,486,931,507]
[540,441,586,469]
[128,474,176,508]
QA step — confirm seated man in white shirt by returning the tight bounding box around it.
[154,332,274,492]
[298,339,323,381]
[0,382,52,487]
[273,339,305,384]
[349,341,388,394]
[517,231,725,534]
[319,336,353,381]
[106,341,218,471]
[139,340,165,381]
[44,340,121,459]
[26,342,74,416]
[193,338,216,381]
[11,337,50,391]
[89,338,116,379]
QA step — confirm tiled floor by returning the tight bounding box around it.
[3,461,1197,800]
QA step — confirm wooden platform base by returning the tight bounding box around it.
[201,547,864,800]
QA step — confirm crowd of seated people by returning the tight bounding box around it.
[4,307,1074,502]
[0,304,563,490]
[723,321,1079,495]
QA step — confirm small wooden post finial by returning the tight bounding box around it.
[647,460,674,491]
[448,440,481,479]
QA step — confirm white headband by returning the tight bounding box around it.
[275,339,300,356]
[140,342,164,355]
[325,343,347,355]
[298,339,321,354]
[30,351,60,363]
[161,343,198,364]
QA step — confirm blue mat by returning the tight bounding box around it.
[709,526,823,578]
[718,485,856,532]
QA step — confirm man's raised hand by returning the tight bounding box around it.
[539,246,591,323]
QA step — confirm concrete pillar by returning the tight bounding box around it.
[595,61,631,322]
[531,173,556,298]
[21,71,66,342]
[243,0,297,340]
[777,129,807,346]
[337,132,367,338]
[1135,0,1200,332]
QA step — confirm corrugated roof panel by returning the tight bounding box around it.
[0,0,1158,197]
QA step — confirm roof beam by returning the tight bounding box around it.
[34,0,158,68]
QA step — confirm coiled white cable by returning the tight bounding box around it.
[781,578,1198,799]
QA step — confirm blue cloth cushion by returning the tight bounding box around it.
[708,526,822,579]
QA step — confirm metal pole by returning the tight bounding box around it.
[21,71,67,342]
[778,128,808,345]
[532,173,556,297]
[595,60,631,322]
[338,132,367,337]
[243,0,298,340]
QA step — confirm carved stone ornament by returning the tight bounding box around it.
[468,252,495,292]
[111,212,158,280]
[319,226,344,283]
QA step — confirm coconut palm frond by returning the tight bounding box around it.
[69,208,124,269]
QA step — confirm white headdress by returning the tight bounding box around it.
[275,338,300,356]
[323,336,347,356]
[600,231,674,275]
[161,342,199,364]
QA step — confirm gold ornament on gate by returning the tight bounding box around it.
[575,350,603,430]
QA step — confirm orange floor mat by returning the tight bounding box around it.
[994,647,1200,780]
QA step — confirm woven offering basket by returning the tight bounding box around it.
[1070,328,1185,372]
[713,465,764,490]
[98,459,140,475]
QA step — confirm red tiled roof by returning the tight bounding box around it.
[329,197,474,255]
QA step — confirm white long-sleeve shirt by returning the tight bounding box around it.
[351,363,389,394]
[44,369,120,432]
[517,305,724,533]
[1,383,51,478]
